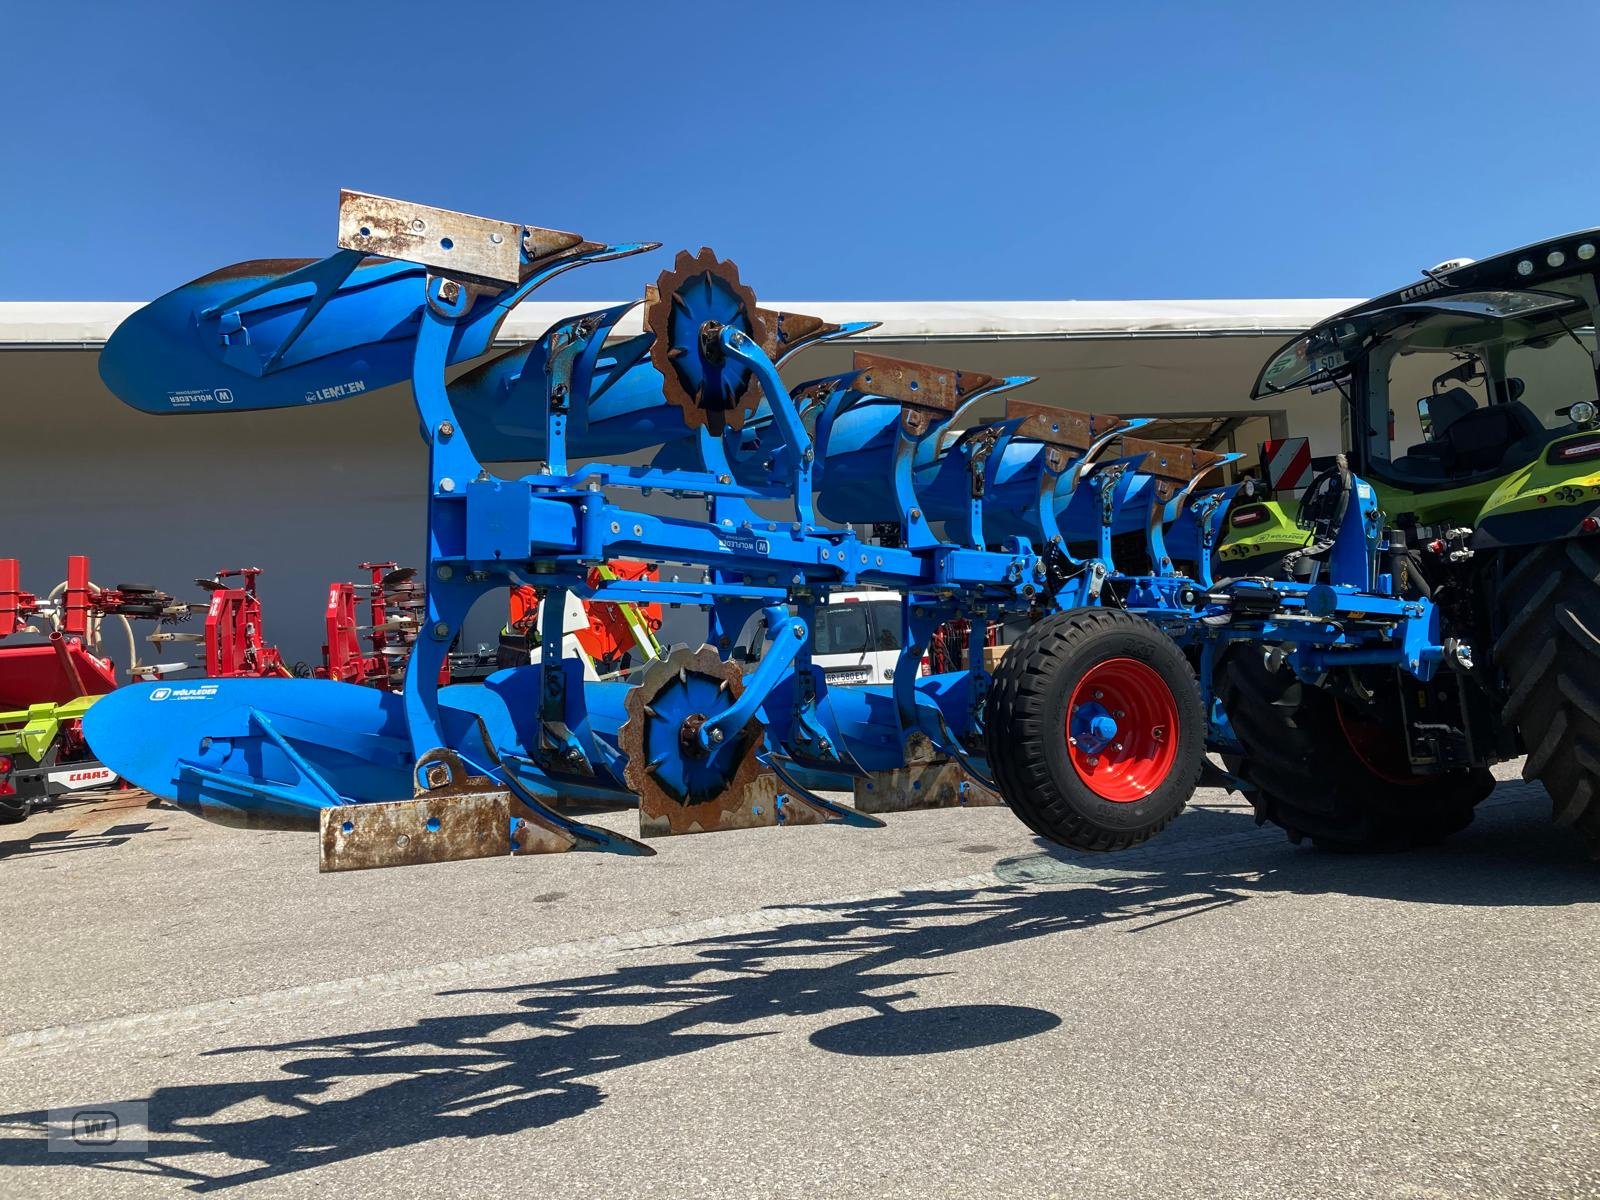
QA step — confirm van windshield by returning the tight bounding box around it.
[815,601,901,655]
[735,600,904,661]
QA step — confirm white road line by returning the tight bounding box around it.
[15,793,1526,1057]
[1,871,1005,1057]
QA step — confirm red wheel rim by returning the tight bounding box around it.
[1066,657,1180,802]
[1334,700,1421,787]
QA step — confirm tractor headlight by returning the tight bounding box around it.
[1570,400,1598,427]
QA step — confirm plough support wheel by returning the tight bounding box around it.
[984,609,1204,851]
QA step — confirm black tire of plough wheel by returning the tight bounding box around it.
[1492,538,1600,846]
[985,609,1205,852]
[1214,649,1492,852]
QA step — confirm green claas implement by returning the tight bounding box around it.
[0,696,115,822]
[1215,231,1600,851]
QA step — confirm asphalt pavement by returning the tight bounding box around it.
[1,765,1596,1199]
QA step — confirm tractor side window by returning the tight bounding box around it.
[1384,331,1599,481]
[1504,329,1598,432]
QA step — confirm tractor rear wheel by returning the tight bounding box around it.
[0,793,28,824]
[1492,539,1600,843]
[1215,649,1492,851]
[985,609,1205,851]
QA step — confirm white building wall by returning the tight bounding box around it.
[1,326,1334,663]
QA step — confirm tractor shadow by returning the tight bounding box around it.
[0,782,1591,1190]
[998,777,1600,910]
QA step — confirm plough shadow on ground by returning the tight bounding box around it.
[0,783,1593,1191]
[0,798,169,861]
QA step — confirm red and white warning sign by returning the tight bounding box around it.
[1260,437,1312,491]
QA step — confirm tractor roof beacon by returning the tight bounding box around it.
[1223,229,1600,848]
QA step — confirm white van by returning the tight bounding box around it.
[810,590,906,686]
[732,590,909,686]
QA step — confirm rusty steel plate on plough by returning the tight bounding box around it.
[1004,399,1132,473]
[1005,399,1129,454]
[853,732,1002,814]
[319,746,579,871]
[619,646,837,837]
[645,249,769,435]
[319,791,511,873]
[852,351,1000,414]
[416,745,578,857]
[1102,436,1231,501]
[741,306,859,414]
[337,189,587,287]
[754,307,842,364]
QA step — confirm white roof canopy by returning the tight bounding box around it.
[0,298,1359,350]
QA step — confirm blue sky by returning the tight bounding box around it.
[4,1,1596,302]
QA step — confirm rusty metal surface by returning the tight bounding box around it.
[852,732,1002,813]
[754,307,838,364]
[851,352,998,413]
[1102,436,1229,486]
[319,791,511,873]
[417,745,579,858]
[318,746,589,871]
[1004,399,1128,453]
[507,795,581,855]
[337,189,581,286]
[619,646,837,837]
[852,760,1002,813]
[638,767,837,838]
[412,747,491,799]
[644,249,768,435]
[190,258,318,286]
[741,307,846,414]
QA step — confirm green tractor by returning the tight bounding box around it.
[1216,230,1600,851]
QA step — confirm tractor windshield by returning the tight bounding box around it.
[1257,290,1580,396]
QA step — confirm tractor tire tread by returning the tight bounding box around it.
[1493,539,1600,846]
[1215,649,1490,852]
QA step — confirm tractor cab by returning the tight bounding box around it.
[1253,234,1600,524]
